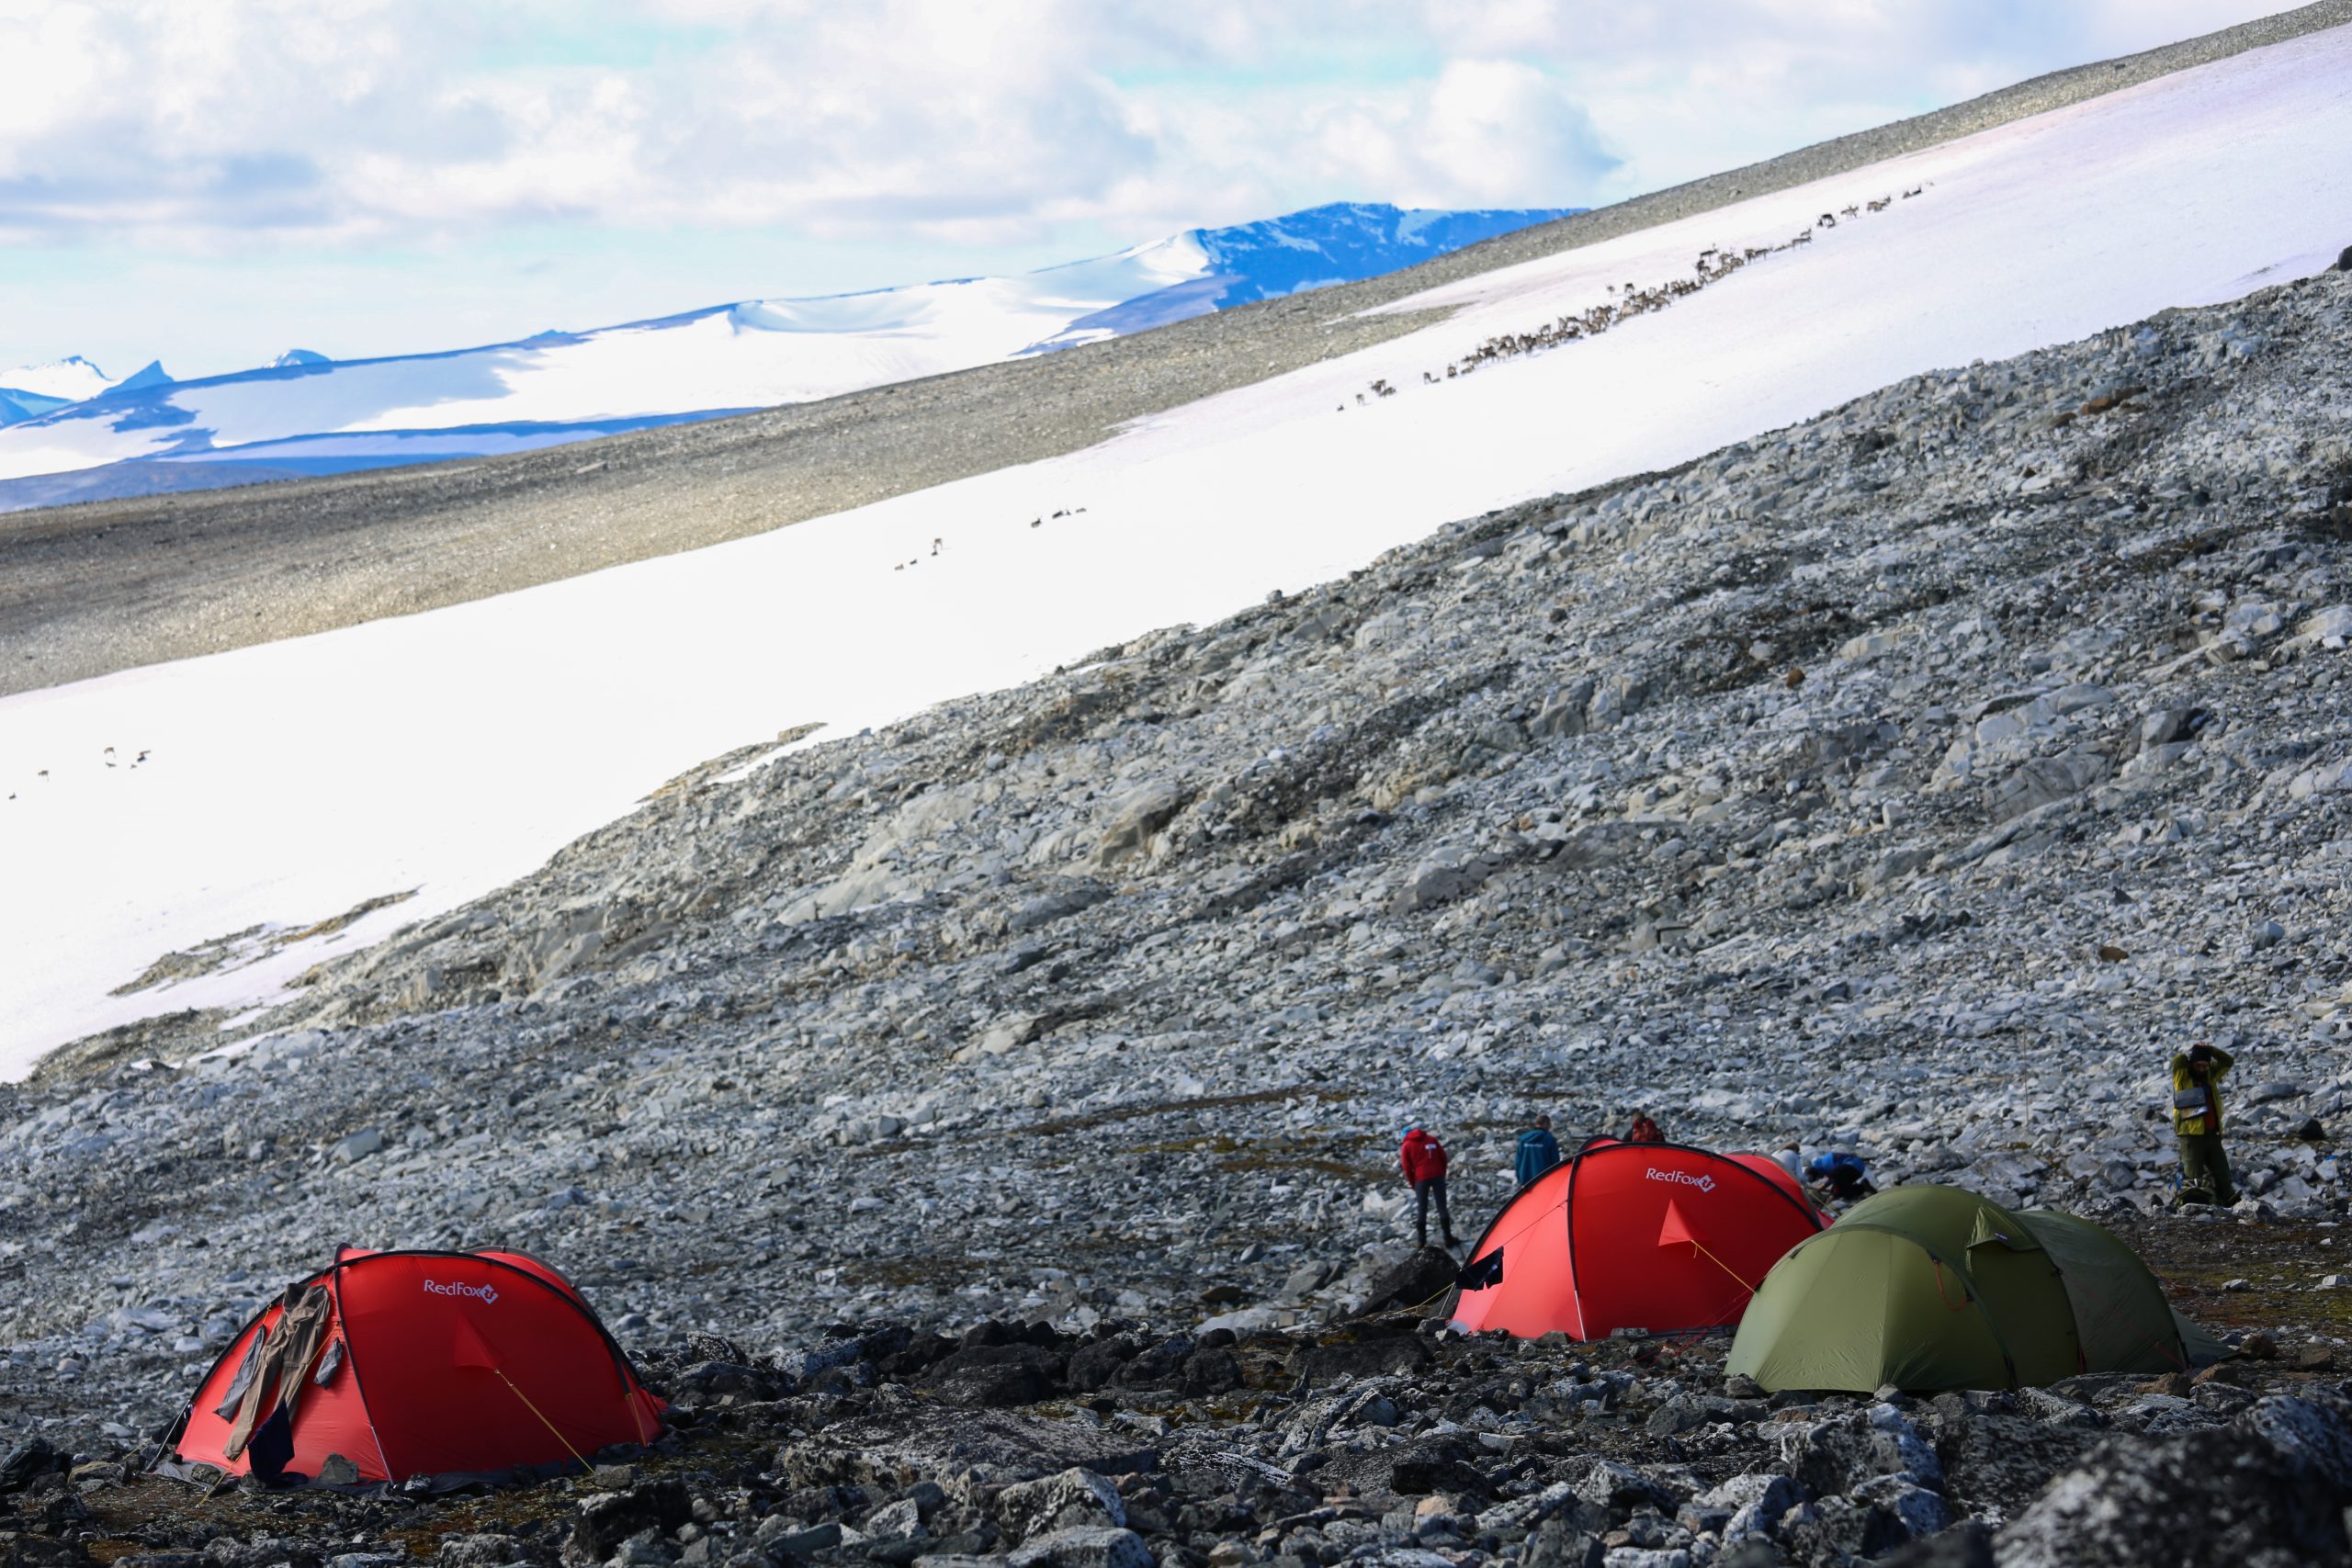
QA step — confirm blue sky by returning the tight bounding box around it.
[0,1,2296,381]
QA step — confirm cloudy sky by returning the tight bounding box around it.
[0,0,2295,380]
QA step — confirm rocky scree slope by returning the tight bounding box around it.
[6,271,2352,1553]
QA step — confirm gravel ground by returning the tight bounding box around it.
[6,0,2347,699]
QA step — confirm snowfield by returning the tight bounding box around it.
[0,355,168,426]
[0,204,1567,487]
[0,357,118,403]
[4,27,2351,1072]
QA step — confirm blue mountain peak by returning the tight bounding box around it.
[112,360,174,392]
[1190,201,1579,302]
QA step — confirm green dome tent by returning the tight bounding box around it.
[2020,1208,2226,1376]
[1727,1186,2223,1393]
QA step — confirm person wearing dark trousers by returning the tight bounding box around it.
[1807,1150,1878,1205]
[2172,1042,2237,1204]
[1400,1124,1459,1248]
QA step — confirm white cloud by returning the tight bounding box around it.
[0,0,2289,252]
[0,0,2299,373]
[0,4,112,146]
[1420,59,1614,203]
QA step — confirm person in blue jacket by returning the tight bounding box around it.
[1808,1150,1878,1204]
[1514,1113,1562,1188]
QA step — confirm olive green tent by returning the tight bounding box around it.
[2023,1207,2230,1374]
[1726,1186,2217,1393]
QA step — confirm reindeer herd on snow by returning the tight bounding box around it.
[1342,184,1929,409]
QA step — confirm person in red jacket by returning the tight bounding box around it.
[1626,1112,1665,1145]
[1399,1125,1460,1249]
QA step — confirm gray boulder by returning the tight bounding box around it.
[329,1127,384,1164]
[1091,782,1185,864]
[1006,1526,1154,1568]
[994,1469,1125,1543]
[864,1498,926,1542]
[1574,1457,1682,1516]
[1519,1513,1604,1568]
[1927,1410,2098,1517]
[1066,1336,1136,1393]
[1696,1472,1801,1540]
[1988,749,2108,823]
[1528,680,1600,739]
[1997,1397,2352,1568]
[1779,1405,1942,1496]
[562,1480,689,1567]
[1356,1247,1459,1314]
[1850,1472,1949,1540]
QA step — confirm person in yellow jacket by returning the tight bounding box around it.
[2172,1042,2236,1204]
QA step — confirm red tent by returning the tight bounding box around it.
[172,1247,664,1487]
[1449,1137,1824,1339]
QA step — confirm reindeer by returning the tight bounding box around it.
[1442,220,1847,378]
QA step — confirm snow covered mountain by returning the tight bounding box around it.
[0,355,170,426]
[0,355,116,402]
[0,204,1569,493]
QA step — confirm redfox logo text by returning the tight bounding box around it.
[422,1280,500,1303]
[1644,1168,1716,1192]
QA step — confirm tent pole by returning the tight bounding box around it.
[625,1382,650,1446]
[495,1369,591,1472]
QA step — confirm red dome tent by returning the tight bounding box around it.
[1450,1138,1824,1339]
[171,1247,664,1487]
